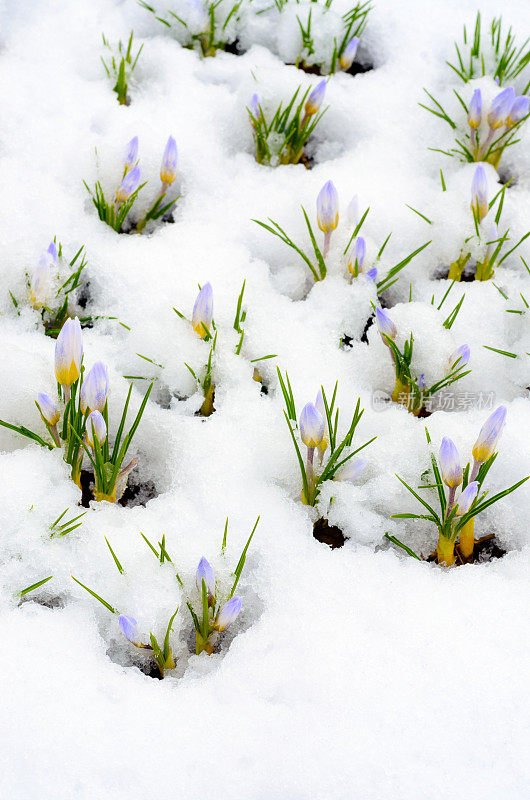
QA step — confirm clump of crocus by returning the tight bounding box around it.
[0,318,152,501]
[375,307,471,415]
[247,81,327,166]
[101,30,143,105]
[84,136,179,233]
[392,409,529,565]
[278,369,374,506]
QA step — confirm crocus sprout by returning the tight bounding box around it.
[507,95,530,126]
[47,241,58,262]
[471,404,507,475]
[471,165,488,223]
[116,164,141,203]
[316,180,339,257]
[29,254,51,308]
[249,93,260,122]
[467,89,482,129]
[124,136,139,172]
[80,361,109,414]
[54,317,83,394]
[160,135,178,186]
[449,344,470,369]
[375,307,397,341]
[196,557,216,604]
[439,437,463,513]
[299,402,325,448]
[192,283,214,339]
[101,30,143,105]
[347,236,366,277]
[37,392,61,447]
[339,36,359,71]
[86,410,107,448]
[336,458,366,483]
[214,596,242,632]
[487,86,516,129]
[304,79,326,117]
[118,614,138,643]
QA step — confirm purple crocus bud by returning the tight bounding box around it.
[339,36,359,71]
[305,80,326,116]
[449,344,470,369]
[30,253,51,307]
[456,481,479,515]
[417,373,426,392]
[348,236,366,275]
[507,95,530,126]
[215,596,242,631]
[316,180,339,233]
[118,614,138,642]
[160,136,178,184]
[337,457,366,483]
[191,282,213,339]
[472,405,507,463]
[116,164,141,202]
[439,437,463,488]
[375,307,397,341]
[38,392,60,426]
[249,93,261,119]
[86,410,107,448]
[366,266,377,282]
[299,402,325,448]
[47,241,58,263]
[124,136,139,172]
[55,317,83,387]
[467,89,482,129]
[471,165,488,222]
[487,86,516,129]
[80,361,109,414]
[196,557,216,602]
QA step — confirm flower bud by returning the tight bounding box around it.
[37,392,60,426]
[487,86,515,129]
[80,361,109,414]
[336,458,366,483]
[30,253,51,307]
[47,241,58,263]
[375,307,397,341]
[467,89,482,129]
[339,36,359,71]
[215,596,242,631]
[160,136,178,184]
[118,614,138,643]
[305,80,326,116]
[366,266,377,282]
[417,373,426,392]
[471,165,488,222]
[507,95,530,127]
[86,410,107,447]
[472,405,507,463]
[348,236,366,275]
[196,557,216,602]
[249,93,260,120]
[299,402,325,448]
[191,282,213,339]
[55,317,83,387]
[448,344,470,369]
[456,481,479,515]
[124,136,139,172]
[116,164,141,202]
[316,180,339,233]
[439,437,463,488]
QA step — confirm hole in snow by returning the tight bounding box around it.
[313,517,346,548]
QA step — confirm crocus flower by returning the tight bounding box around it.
[37,392,60,426]
[316,180,339,233]
[124,136,139,172]
[55,317,83,388]
[336,458,366,483]
[47,241,58,263]
[116,164,141,202]
[467,89,482,129]
[366,267,377,282]
[305,80,326,116]
[471,165,488,222]
[375,307,397,341]
[30,253,51,306]
[215,596,242,631]
[472,405,507,463]
[417,373,426,392]
[80,361,109,414]
[487,86,516,129]
[507,95,530,127]
[191,283,213,339]
[86,410,107,447]
[118,614,138,643]
[339,36,359,71]
[449,344,470,369]
[299,402,325,448]
[456,481,479,515]
[439,437,463,487]
[348,236,366,275]
[196,557,216,602]
[249,93,261,120]
[160,136,178,185]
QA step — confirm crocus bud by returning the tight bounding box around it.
[487,86,515,129]
[366,267,377,282]
[160,136,178,184]
[80,361,109,414]
[472,405,507,463]
[456,481,479,515]
[86,410,107,447]
[116,164,141,202]
[336,458,366,483]
[215,596,242,631]
[37,392,60,426]
[124,136,139,172]
[316,180,339,233]
[348,236,366,275]
[305,80,326,116]
[339,36,359,71]
[471,165,488,222]
[30,253,51,307]
[507,95,530,127]
[417,373,426,392]
[299,402,325,448]
[196,557,216,601]
[47,241,58,263]
[249,93,260,119]
[439,437,463,488]
[118,614,138,643]
[375,307,397,341]
[449,344,470,369]
[467,89,482,129]
[55,317,83,387]
[346,195,359,228]
[191,282,213,339]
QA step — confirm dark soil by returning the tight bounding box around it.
[313,517,346,549]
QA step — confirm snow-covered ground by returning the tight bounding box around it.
[0,0,529,797]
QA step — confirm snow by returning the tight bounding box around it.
[0,0,530,797]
